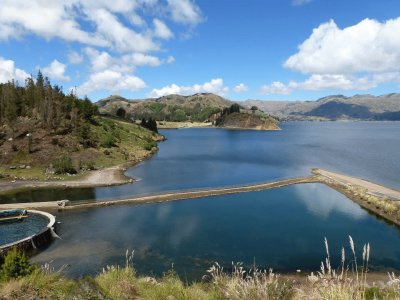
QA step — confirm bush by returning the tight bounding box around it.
[52,156,77,174]
[0,248,35,281]
[100,134,117,148]
[78,123,97,148]
[144,141,156,151]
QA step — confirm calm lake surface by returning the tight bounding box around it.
[1,122,400,203]
[33,183,400,280]
[2,122,400,279]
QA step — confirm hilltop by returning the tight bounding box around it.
[97,93,400,123]
[96,94,280,130]
[243,93,400,121]
[0,73,163,183]
[97,93,231,122]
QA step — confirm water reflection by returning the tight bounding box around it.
[2,122,400,203]
[32,184,400,280]
[293,184,367,220]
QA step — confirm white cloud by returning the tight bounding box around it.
[130,14,145,27]
[0,57,30,83]
[233,83,248,93]
[122,53,163,67]
[77,70,146,96]
[84,47,164,73]
[68,51,83,64]
[149,78,229,98]
[153,19,173,39]
[260,72,400,95]
[0,0,204,95]
[0,0,202,53]
[167,0,203,25]
[166,56,175,64]
[285,18,400,74]
[261,17,400,95]
[292,0,314,6]
[42,60,70,81]
[260,81,291,95]
[86,8,158,53]
[0,1,106,46]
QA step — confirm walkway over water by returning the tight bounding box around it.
[1,168,400,212]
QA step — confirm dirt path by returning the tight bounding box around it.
[313,169,400,200]
[0,175,319,210]
[0,165,131,195]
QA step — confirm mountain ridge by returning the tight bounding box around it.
[96,93,400,121]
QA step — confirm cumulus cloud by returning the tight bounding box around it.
[84,47,166,73]
[0,0,202,52]
[260,73,400,95]
[261,17,400,95]
[42,60,70,81]
[68,51,83,64]
[149,78,229,98]
[166,56,175,64]
[0,57,30,83]
[284,18,400,74]
[153,18,173,39]
[77,70,146,96]
[260,81,291,95]
[0,0,204,95]
[292,0,314,6]
[233,83,248,93]
[167,0,203,25]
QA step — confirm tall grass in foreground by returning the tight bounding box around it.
[2,238,400,299]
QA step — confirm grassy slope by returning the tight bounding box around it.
[0,116,162,181]
[1,263,399,300]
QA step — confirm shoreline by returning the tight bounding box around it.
[0,151,156,196]
[1,168,400,229]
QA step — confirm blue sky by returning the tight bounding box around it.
[0,0,399,101]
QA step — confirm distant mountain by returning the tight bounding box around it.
[242,94,400,121]
[96,93,232,122]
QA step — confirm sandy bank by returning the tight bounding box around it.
[157,121,213,129]
[0,165,131,195]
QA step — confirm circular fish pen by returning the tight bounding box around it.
[0,210,57,258]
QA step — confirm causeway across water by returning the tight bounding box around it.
[1,168,400,212]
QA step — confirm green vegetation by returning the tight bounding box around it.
[133,102,222,122]
[0,248,35,281]
[1,239,400,299]
[140,117,158,133]
[0,73,163,180]
[52,156,77,175]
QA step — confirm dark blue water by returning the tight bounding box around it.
[32,183,400,280]
[0,214,48,245]
[2,122,400,279]
[1,122,399,203]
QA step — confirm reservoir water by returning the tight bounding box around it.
[1,122,400,279]
[32,183,400,279]
[1,122,400,203]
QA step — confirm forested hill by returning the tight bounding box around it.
[0,71,98,131]
[0,72,162,180]
[96,93,232,122]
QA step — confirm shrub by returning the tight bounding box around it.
[0,248,35,281]
[100,134,117,148]
[52,156,77,174]
[144,141,156,151]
